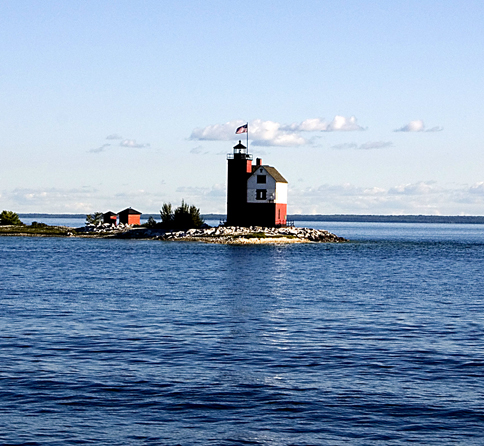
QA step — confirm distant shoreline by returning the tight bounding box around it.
[18,213,484,225]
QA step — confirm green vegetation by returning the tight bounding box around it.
[160,203,173,226]
[0,210,23,226]
[86,212,103,225]
[0,224,72,236]
[31,221,48,228]
[159,200,204,230]
[243,232,267,239]
[0,213,75,236]
[144,216,158,228]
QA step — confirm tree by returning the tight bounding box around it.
[86,212,103,225]
[159,200,204,230]
[189,204,204,229]
[145,216,157,228]
[160,203,173,226]
[0,210,23,226]
[173,200,191,229]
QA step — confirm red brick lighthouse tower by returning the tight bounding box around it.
[226,140,288,227]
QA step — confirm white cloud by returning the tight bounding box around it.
[5,180,484,216]
[190,116,365,147]
[90,135,150,152]
[388,181,439,195]
[190,120,245,141]
[3,186,173,213]
[120,139,150,148]
[284,118,330,132]
[283,116,365,132]
[469,182,484,195]
[395,120,443,132]
[5,187,99,212]
[288,181,484,215]
[331,141,392,150]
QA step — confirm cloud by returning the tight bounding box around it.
[388,181,440,195]
[284,116,365,132]
[359,141,393,150]
[394,120,443,132]
[289,180,484,215]
[120,139,150,148]
[469,182,484,195]
[89,143,111,153]
[190,145,209,155]
[5,187,99,211]
[190,116,365,147]
[331,141,393,150]
[90,135,151,153]
[176,184,226,199]
[331,143,358,150]
[6,180,484,216]
[3,186,172,213]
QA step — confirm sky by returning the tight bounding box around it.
[1,0,484,215]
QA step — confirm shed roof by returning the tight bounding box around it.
[252,165,288,184]
[117,207,142,215]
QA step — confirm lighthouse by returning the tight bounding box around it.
[226,141,288,227]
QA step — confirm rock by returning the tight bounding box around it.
[73,224,347,243]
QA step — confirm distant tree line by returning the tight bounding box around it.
[287,215,484,224]
[186,214,484,224]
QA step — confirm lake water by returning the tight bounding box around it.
[1,222,483,445]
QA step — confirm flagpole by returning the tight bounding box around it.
[246,122,249,152]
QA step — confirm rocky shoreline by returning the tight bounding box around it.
[76,223,347,244]
[1,223,347,243]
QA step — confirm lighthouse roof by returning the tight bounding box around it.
[252,165,288,183]
[233,141,246,150]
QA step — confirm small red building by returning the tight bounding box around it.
[227,141,288,227]
[117,208,142,225]
[103,211,117,225]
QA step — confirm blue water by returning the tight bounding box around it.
[1,223,484,445]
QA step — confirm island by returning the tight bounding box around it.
[0,222,347,244]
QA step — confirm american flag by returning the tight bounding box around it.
[235,124,248,134]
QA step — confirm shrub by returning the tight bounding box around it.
[86,212,103,225]
[159,200,204,230]
[145,216,158,228]
[0,210,23,226]
[31,221,48,228]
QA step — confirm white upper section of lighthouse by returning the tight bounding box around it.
[247,166,288,204]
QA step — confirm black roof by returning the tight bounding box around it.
[117,207,142,215]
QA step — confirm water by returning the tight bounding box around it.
[1,223,484,445]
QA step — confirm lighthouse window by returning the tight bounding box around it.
[256,189,267,200]
[257,175,266,184]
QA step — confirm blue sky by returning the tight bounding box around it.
[1,0,483,215]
